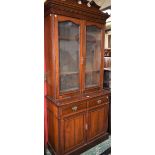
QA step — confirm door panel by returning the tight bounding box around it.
[88,104,109,140]
[58,20,80,93]
[88,109,98,139]
[63,113,86,152]
[85,25,102,88]
[75,116,85,145]
[64,118,75,150]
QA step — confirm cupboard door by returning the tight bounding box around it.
[88,104,109,141]
[58,18,81,93]
[85,24,102,89]
[63,113,86,153]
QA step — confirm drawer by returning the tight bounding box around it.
[61,102,87,116]
[88,96,109,108]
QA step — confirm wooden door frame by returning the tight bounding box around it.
[83,21,105,93]
[54,15,84,99]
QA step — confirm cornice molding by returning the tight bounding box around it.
[44,0,109,24]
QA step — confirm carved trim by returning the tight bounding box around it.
[44,0,109,24]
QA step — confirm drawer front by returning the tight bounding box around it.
[61,102,87,116]
[88,96,109,108]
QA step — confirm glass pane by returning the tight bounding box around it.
[58,21,80,92]
[85,26,101,88]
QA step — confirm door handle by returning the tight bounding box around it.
[72,106,78,112]
[97,100,102,104]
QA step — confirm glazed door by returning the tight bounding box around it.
[84,22,104,92]
[62,113,86,153]
[55,16,83,98]
[87,104,109,141]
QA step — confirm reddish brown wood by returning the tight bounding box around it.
[45,15,55,97]
[85,21,103,28]
[55,15,83,99]
[80,20,85,94]
[88,96,109,108]
[45,16,108,99]
[44,0,109,24]
[88,104,109,141]
[46,92,109,155]
[47,100,59,153]
[44,1,110,154]
[61,101,87,116]
[62,113,86,154]
[100,25,105,90]
[82,20,86,94]
[54,14,59,99]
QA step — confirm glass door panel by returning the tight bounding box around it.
[85,25,101,88]
[58,21,80,92]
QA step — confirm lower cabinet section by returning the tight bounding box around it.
[47,95,109,155]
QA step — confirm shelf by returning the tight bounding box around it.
[104,56,111,58]
[85,70,100,73]
[59,35,79,41]
[60,87,79,92]
[60,72,79,75]
[104,68,111,71]
[59,36,100,43]
[103,87,111,91]
[87,40,97,43]
[60,70,101,75]
[86,84,98,88]
[104,54,111,57]
[104,81,111,83]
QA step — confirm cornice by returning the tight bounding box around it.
[44,0,109,24]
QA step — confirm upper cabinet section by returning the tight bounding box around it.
[58,20,80,93]
[44,1,109,99]
[85,25,102,88]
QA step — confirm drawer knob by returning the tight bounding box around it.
[97,100,102,104]
[72,106,78,112]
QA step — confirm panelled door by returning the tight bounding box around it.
[62,113,86,153]
[84,22,104,92]
[87,104,109,141]
[55,15,83,98]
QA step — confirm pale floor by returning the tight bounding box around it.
[45,136,111,155]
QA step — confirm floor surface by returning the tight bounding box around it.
[45,136,111,155]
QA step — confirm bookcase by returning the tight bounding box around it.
[44,1,110,154]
